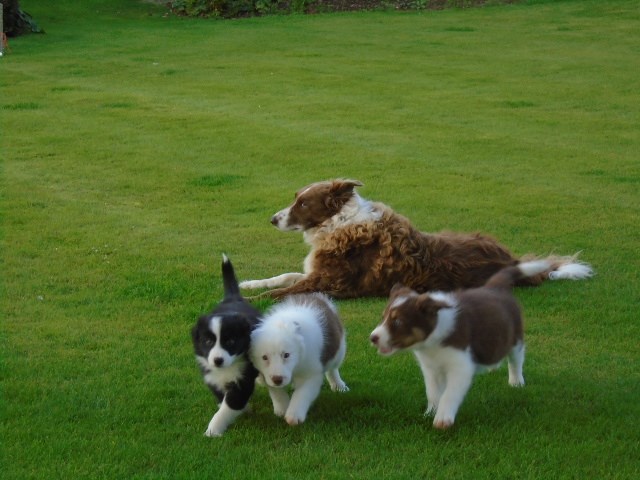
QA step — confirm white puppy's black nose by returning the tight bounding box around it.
[270,214,279,226]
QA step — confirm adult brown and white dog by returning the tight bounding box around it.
[240,179,593,299]
[369,260,548,429]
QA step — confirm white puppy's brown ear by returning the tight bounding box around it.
[292,321,305,358]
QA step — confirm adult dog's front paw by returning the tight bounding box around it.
[239,280,260,290]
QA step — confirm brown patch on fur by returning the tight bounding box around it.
[259,180,585,300]
[380,285,442,349]
[381,280,523,364]
[294,293,344,365]
[284,180,363,230]
[444,289,522,364]
[266,201,521,299]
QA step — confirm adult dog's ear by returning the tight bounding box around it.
[331,179,363,194]
[326,179,363,210]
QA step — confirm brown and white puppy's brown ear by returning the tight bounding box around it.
[415,294,451,320]
[389,293,451,348]
[389,282,407,297]
[387,283,419,306]
[325,179,363,210]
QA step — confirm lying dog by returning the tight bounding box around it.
[250,293,349,426]
[369,260,550,429]
[240,179,593,299]
[191,255,262,437]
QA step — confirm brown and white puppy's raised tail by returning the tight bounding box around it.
[487,260,556,290]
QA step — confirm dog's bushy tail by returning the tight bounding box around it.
[221,254,241,299]
[543,254,594,281]
[485,260,553,290]
[514,253,594,286]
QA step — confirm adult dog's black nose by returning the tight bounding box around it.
[270,214,278,226]
[213,357,224,367]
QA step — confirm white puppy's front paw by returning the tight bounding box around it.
[204,425,224,437]
[424,403,437,417]
[331,381,349,393]
[433,412,455,430]
[274,404,288,417]
[285,413,305,426]
[284,405,308,426]
[272,396,290,417]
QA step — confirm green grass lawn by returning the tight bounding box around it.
[2,0,639,478]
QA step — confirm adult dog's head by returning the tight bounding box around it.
[270,179,364,232]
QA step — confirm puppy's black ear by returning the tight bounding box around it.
[191,318,204,343]
[240,316,253,334]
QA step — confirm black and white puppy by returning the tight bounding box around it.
[192,254,262,437]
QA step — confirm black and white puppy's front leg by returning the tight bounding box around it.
[204,365,258,437]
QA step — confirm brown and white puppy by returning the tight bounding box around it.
[250,293,349,426]
[240,179,593,299]
[370,260,549,429]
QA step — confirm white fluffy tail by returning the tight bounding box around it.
[548,261,594,280]
[517,253,594,283]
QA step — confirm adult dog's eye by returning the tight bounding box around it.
[283,352,290,359]
[205,338,215,347]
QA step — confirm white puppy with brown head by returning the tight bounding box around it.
[370,260,550,429]
[250,293,349,425]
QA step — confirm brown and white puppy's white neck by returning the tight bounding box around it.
[270,179,381,243]
[370,285,458,356]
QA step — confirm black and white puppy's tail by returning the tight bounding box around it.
[221,254,242,300]
[486,260,555,290]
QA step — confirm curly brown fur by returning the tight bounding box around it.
[240,180,593,300]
